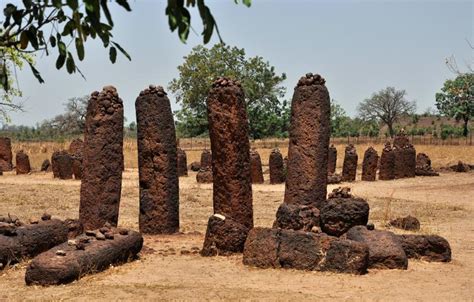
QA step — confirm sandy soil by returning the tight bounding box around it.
[0,169,473,301]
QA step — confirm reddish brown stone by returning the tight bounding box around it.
[40,159,51,172]
[415,153,439,176]
[327,173,342,184]
[393,133,416,179]
[250,149,264,184]
[284,73,330,207]
[379,142,395,180]
[51,150,73,179]
[201,214,250,256]
[79,86,124,230]
[0,137,13,171]
[328,144,337,174]
[242,227,280,268]
[389,215,420,231]
[361,147,379,181]
[15,150,31,174]
[189,161,201,172]
[177,147,188,177]
[320,196,369,237]
[136,85,179,234]
[269,148,285,184]
[68,138,84,156]
[342,144,358,182]
[451,161,470,172]
[196,167,213,183]
[68,139,84,180]
[397,234,451,262]
[200,149,212,169]
[273,203,320,231]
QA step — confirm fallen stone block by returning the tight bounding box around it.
[320,195,369,237]
[388,215,420,231]
[272,203,320,232]
[397,234,451,262]
[201,214,250,256]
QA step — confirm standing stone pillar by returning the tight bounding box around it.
[136,85,179,234]
[284,73,331,208]
[15,150,31,174]
[79,86,124,230]
[269,148,285,184]
[51,150,73,179]
[393,133,416,179]
[177,148,188,177]
[328,144,337,174]
[250,149,264,184]
[69,138,84,180]
[379,142,395,180]
[0,137,13,171]
[200,149,212,169]
[342,144,358,182]
[361,147,379,181]
[201,77,253,256]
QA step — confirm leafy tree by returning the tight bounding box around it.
[357,87,416,138]
[435,73,473,137]
[330,99,348,136]
[169,44,287,139]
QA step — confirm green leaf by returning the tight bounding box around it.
[115,0,132,11]
[66,53,76,73]
[28,61,44,83]
[58,40,67,56]
[56,54,66,69]
[25,27,38,49]
[52,0,62,8]
[100,0,114,26]
[67,0,79,10]
[75,37,85,61]
[22,0,32,9]
[111,42,131,61]
[109,46,117,63]
[243,0,252,7]
[19,31,29,49]
[197,0,215,44]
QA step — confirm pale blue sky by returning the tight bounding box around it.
[6,0,474,126]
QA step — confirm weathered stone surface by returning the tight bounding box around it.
[40,159,51,172]
[15,150,31,174]
[451,161,470,172]
[0,219,68,269]
[64,218,83,239]
[243,227,369,274]
[79,86,124,230]
[51,150,73,179]
[346,226,408,269]
[250,149,264,184]
[393,133,416,179]
[136,85,179,234]
[397,234,451,262]
[415,153,439,176]
[328,144,337,174]
[342,144,358,182]
[177,147,188,177]
[196,167,213,183]
[201,214,250,256]
[68,138,84,156]
[25,228,143,285]
[273,203,320,231]
[189,161,201,172]
[284,73,330,207]
[327,186,352,199]
[0,137,13,171]
[200,149,212,169]
[206,77,253,229]
[269,148,285,184]
[379,142,395,180]
[361,147,379,181]
[327,173,342,184]
[320,196,370,237]
[389,215,420,231]
[69,138,84,180]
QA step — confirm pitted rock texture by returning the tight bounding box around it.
[346,226,408,270]
[177,148,188,177]
[415,153,438,176]
[206,77,253,229]
[393,133,416,179]
[397,234,451,262]
[51,150,73,179]
[79,86,124,230]
[379,142,395,180]
[0,137,13,171]
[269,148,285,184]
[327,173,342,184]
[452,161,470,172]
[243,227,369,274]
[201,214,250,256]
[69,139,84,180]
[15,150,31,174]
[328,144,337,174]
[196,167,213,183]
[136,85,179,234]
[284,73,330,207]
[200,149,212,169]
[388,215,420,231]
[362,147,379,181]
[320,196,369,237]
[250,149,264,184]
[327,186,352,199]
[273,203,320,232]
[342,144,358,182]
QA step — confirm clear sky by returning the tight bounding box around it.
[6,0,474,126]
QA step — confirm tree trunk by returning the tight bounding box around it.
[388,123,395,138]
[463,117,469,137]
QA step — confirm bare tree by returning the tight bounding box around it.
[357,87,416,138]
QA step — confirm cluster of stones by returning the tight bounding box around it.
[415,153,439,176]
[0,137,13,172]
[269,148,285,184]
[196,149,213,183]
[136,85,179,234]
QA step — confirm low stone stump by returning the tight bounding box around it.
[327,173,342,184]
[327,144,337,174]
[250,150,264,184]
[415,153,439,176]
[361,147,379,181]
[345,226,408,270]
[25,227,143,285]
[451,161,470,172]
[177,148,188,177]
[243,228,369,274]
[40,159,51,172]
[0,218,68,269]
[269,148,285,184]
[189,161,201,172]
[319,188,369,237]
[273,203,320,231]
[388,215,420,231]
[397,234,451,262]
[16,150,31,175]
[196,167,213,183]
[200,149,212,169]
[51,150,73,179]
[201,214,250,256]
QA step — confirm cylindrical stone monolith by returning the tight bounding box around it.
[51,150,73,179]
[0,137,13,171]
[79,86,124,230]
[269,148,285,184]
[136,85,179,234]
[206,77,253,229]
[393,133,416,179]
[328,144,337,174]
[284,73,331,208]
[177,147,188,177]
[250,149,264,184]
[342,144,358,182]
[69,139,84,180]
[379,142,395,180]
[362,147,379,181]
[200,149,212,169]
[15,150,31,174]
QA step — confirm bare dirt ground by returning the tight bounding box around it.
[0,169,473,301]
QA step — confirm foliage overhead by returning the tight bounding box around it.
[169,43,288,139]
